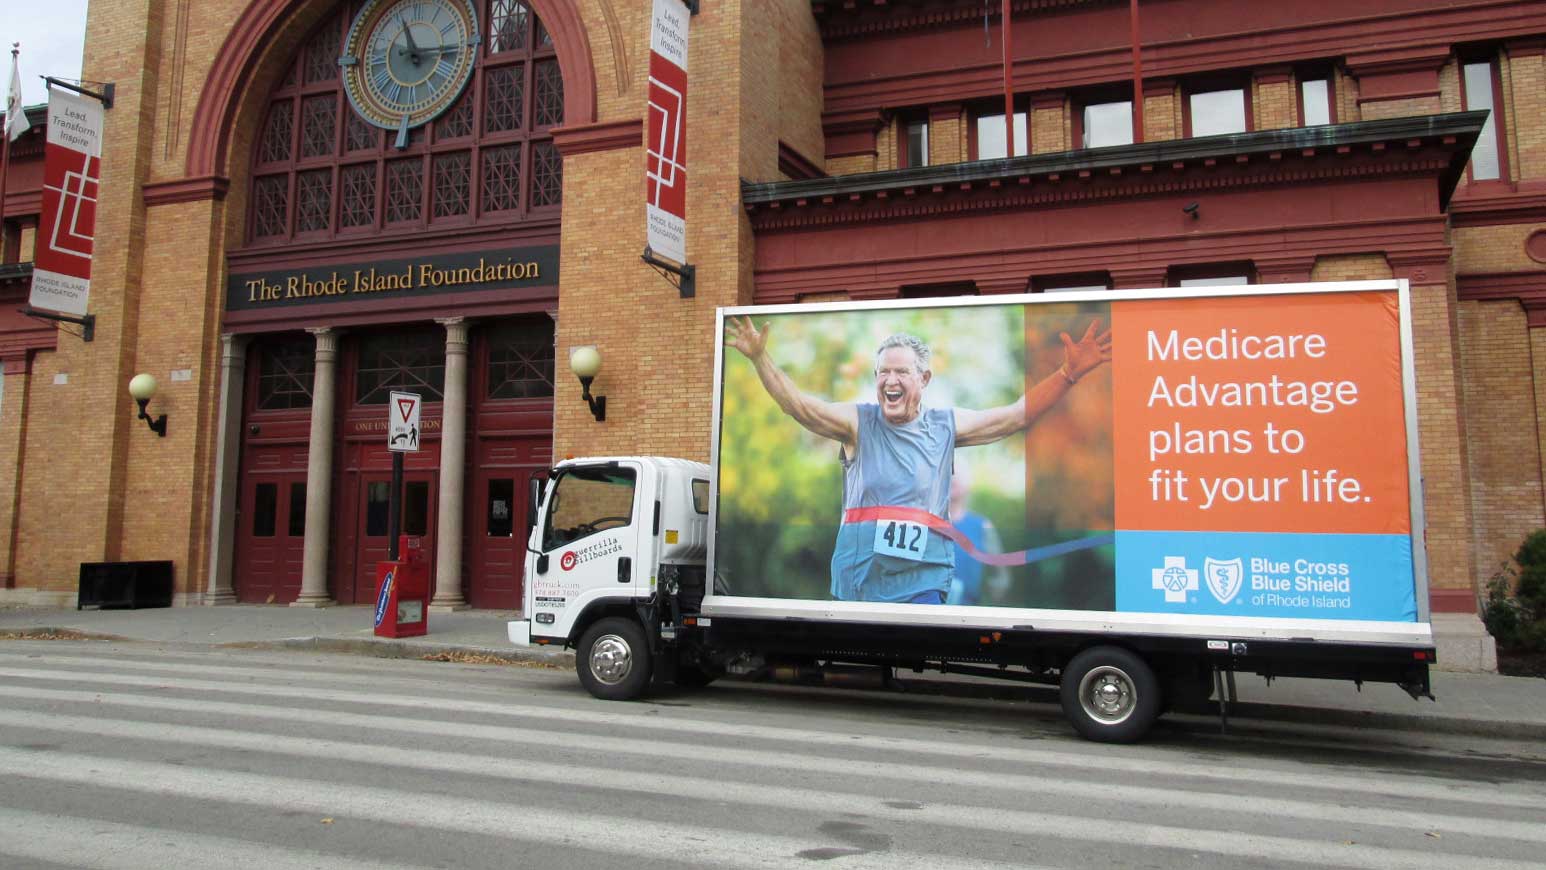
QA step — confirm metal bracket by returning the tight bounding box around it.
[20,307,95,342]
[44,76,114,110]
[641,246,696,299]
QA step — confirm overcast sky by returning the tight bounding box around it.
[3,1,89,108]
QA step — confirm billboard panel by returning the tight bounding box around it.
[711,284,1420,628]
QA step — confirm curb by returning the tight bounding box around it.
[230,636,577,668]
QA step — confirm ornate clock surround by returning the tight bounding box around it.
[341,0,481,146]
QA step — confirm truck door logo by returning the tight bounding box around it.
[1204,557,1243,604]
[560,551,578,571]
[1151,556,1198,603]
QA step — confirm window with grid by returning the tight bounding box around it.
[255,335,317,410]
[485,318,555,400]
[355,331,446,405]
[244,1,563,245]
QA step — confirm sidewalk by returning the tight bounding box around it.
[2,603,1542,740]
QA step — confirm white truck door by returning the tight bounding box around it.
[530,462,646,628]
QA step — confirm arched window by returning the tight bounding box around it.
[246,0,563,244]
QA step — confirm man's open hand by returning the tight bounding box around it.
[725,316,770,361]
[1060,317,1113,381]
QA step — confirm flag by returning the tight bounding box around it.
[5,48,29,143]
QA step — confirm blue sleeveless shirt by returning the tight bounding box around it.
[830,403,956,602]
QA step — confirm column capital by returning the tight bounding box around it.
[1254,255,1317,285]
[437,317,470,349]
[307,327,339,360]
[1110,266,1169,290]
[1387,251,1451,284]
[220,333,249,368]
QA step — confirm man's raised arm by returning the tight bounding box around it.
[725,316,858,449]
[956,317,1112,447]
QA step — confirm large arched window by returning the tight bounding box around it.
[246,0,563,244]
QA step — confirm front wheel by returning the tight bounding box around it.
[1059,646,1161,743]
[577,617,653,701]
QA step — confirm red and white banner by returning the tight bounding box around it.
[646,0,689,264]
[31,88,103,316]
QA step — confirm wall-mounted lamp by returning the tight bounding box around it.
[569,346,606,422]
[1182,202,1200,220]
[127,373,168,437]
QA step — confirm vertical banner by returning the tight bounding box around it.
[646,0,689,264]
[30,89,103,317]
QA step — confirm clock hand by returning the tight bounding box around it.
[398,15,422,62]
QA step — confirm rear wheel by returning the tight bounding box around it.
[577,617,653,701]
[1059,646,1161,743]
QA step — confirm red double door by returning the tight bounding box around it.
[234,433,549,609]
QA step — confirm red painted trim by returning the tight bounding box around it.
[821,2,1543,116]
[551,118,642,157]
[1029,91,1064,110]
[1448,183,1546,226]
[750,151,1453,231]
[1456,269,1546,305]
[822,108,886,159]
[142,175,231,206]
[186,0,596,178]
[777,142,826,180]
[1429,587,1477,614]
[1254,65,1294,86]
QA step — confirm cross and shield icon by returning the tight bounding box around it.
[1204,557,1244,604]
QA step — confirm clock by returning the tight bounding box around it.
[341,0,480,147]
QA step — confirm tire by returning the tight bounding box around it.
[1059,646,1162,743]
[576,617,653,701]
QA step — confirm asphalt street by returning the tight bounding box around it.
[1,640,1544,869]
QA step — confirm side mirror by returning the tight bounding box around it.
[536,553,549,574]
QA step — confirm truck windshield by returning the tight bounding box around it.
[542,466,637,551]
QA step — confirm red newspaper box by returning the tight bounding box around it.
[374,536,428,638]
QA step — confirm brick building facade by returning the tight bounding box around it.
[0,0,1541,667]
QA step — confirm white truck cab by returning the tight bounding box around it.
[508,457,711,695]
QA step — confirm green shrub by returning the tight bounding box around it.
[1483,530,1546,653]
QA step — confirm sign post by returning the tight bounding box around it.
[386,390,421,561]
[375,389,428,638]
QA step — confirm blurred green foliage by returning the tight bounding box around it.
[716,299,1116,610]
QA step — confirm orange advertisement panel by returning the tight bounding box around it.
[1112,291,1409,535]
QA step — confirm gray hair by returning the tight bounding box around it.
[875,334,931,375]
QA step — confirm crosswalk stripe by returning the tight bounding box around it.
[0,807,443,870]
[1,704,1538,849]
[0,747,1034,870]
[2,663,1535,808]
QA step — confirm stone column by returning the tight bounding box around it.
[205,334,248,605]
[431,318,470,611]
[294,328,338,608]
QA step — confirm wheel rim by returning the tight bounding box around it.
[1078,665,1137,725]
[589,634,634,685]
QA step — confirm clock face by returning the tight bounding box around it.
[341,0,480,137]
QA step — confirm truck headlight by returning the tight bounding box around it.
[535,613,555,624]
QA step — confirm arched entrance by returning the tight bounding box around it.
[224,0,570,607]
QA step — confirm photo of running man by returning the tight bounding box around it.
[725,314,1112,603]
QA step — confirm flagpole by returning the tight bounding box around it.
[0,44,16,259]
[1002,0,1015,157]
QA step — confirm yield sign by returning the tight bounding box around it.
[387,391,421,452]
